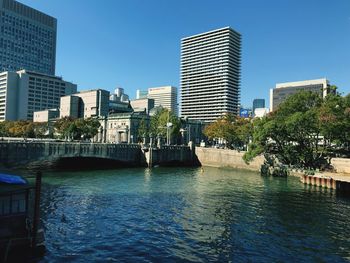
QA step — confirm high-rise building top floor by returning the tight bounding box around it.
[180,27,241,122]
[0,0,57,75]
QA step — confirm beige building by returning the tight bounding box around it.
[147,86,177,115]
[60,89,110,119]
[0,70,77,121]
[270,78,332,111]
[100,112,149,143]
[130,98,154,114]
[33,108,59,122]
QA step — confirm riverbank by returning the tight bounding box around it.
[195,147,350,193]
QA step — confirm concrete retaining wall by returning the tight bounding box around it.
[332,158,350,174]
[195,147,264,171]
[195,147,350,175]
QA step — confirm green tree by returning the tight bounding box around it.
[243,91,328,169]
[137,117,148,142]
[150,108,180,142]
[54,116,76,140]
[204,114,252,149]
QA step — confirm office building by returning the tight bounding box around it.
[252,99,265,115]
[147,86,177,115]
[0,69,76,121]
[180,27,241,122]
[270,78,332,111]
[130,98,154,114]
[136,89,148,99]
[0,0,57,75]
[60,89,110,119]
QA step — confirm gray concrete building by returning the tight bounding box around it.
[270,78,332,111]
[33,108,59,122]
[0,0,57,75]
[60,89,110,119]
[130,98,154,114]
[0,69,76,121]
[180,27,241,122]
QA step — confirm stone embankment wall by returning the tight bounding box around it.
[195,147,264,171]
[332,158,350,174]
[195,147,350,175]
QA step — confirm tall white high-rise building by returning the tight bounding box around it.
[0,0,57,75]
[180,27,241,122]
[147,86,177,115]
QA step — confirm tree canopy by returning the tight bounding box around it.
[243,90,350,170]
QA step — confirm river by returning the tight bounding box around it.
[39,167,350,262]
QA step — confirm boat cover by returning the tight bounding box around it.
[0,173,27,185]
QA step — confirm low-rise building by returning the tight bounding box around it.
[130,98,155,114]
[33,108,59,122]
[254,108,269,118]
[60,89,110,119]
[102,112,149,143]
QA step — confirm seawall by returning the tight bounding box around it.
[195,147,264,171]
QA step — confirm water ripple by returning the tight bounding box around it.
[39,167,350,262]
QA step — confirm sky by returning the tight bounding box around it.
[20,0,350,108]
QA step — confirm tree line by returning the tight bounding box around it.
[0,117,101,141]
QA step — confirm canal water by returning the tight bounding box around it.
[39,167,350,262]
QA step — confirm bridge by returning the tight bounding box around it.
[0,141,196,168]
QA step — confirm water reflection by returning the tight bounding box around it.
[39,167,350,262]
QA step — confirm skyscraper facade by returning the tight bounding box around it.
[0,70,76,121]
[180,27,241,122]
[147,86,177,115]
[0,0,57,75]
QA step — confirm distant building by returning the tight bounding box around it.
[130,98,155,114]
[180,27,241,122]
[33,108,59,122]
[254,108,269,118]
[252,99,265,115]
[110,87,129,103]
[60,89,110,119]
[270,78,333,111]
[0,70,77,121]
[0,0,57,75]
[136,89,148,99]
[147,86,177,115]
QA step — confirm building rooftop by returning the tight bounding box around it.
[181,26,241,41]
[276,78,329,89]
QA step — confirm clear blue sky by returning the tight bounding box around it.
[21,0,350,108]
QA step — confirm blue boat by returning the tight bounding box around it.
[0,172,45,262]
